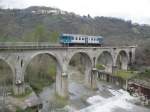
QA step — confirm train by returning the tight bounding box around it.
[59,33,104,46]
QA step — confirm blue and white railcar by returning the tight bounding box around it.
[60,33,103,45]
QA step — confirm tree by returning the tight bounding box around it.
[33,24,49,42]
[49,31,60,43]
[23,24,50,42]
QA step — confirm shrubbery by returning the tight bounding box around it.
[137,69,150,79]
[115,70,137,80]
[96,64,105,70]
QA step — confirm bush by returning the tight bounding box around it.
[13,87,32,98]
[115,70,137,80]
[48,65,56,80]
[138,69,150,79]
[30,77,54,94]
[96,64,105,70]
[16,107,36,112]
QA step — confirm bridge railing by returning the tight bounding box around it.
[0,42,137,50]
[0,42,59,47]
[0,42,62,50]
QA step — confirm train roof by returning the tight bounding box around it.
[61,33,104,38]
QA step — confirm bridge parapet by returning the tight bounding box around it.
[0,42,137,50]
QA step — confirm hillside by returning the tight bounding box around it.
[0,6,150,66]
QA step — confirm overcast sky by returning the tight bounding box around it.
[0,0,150,25]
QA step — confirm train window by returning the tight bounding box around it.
[82,38,84,40]
[91,38,93,40]
[79,37,81,40]
[76,37,78,40]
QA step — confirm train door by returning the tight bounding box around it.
[85,38,88,45]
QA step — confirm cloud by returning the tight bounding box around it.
[0,0,150,24]
[0,0,24,8]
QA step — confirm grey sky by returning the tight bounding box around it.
[0,0,150,25]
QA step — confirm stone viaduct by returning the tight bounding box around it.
[0,43,136,98]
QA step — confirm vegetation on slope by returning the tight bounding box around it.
[0,6,150,44]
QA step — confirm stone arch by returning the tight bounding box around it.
[96,51,113,73]
[67,51,93,66]
[116,50,128,70]
[24,51,63,94]
[0,57,14,91]
[0,57,14,77]
[67,51,93,87]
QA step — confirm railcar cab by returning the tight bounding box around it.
[59,34,73,45]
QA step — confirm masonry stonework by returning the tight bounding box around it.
[0,45,136,98]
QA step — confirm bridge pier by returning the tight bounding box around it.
[91,68,98,89]
[122,63,128,70]
[12,59,25,96]
[60,72,68,98]
[56,72,68,99]
[105,65,113,73]
[112,65,118,75]
[13,82,25,95]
